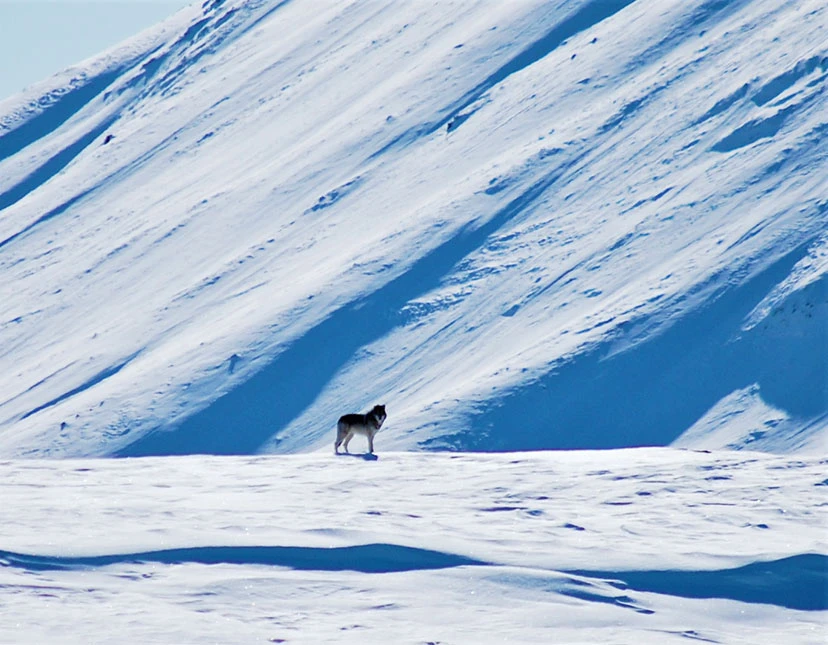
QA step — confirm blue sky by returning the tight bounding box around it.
[0,1,190,102]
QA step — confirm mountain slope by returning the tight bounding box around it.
[0,0,825,458]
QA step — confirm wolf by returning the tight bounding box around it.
[335,404,386,454]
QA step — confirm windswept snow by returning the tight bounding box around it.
[0,0,824,458]
[0,449,826,643]
[0,2,826,640]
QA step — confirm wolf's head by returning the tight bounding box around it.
[371,404,387,428]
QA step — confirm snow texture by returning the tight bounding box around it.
[0,450,826,643]
[0,0,824,458]
[0,0,825,641]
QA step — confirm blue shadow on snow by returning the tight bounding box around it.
[425,240,826,451]
[0,69,121,166]
[569,553,828,611]
[0,543,485,574]
[117,163,569,456]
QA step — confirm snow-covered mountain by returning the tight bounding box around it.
[0,0,825,458]
[1,2,826,642]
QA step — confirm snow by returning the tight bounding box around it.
[0,0,824,458]
[0,0,825,641]
[1,450,826,643]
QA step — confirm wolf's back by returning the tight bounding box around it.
[338,413,365,426]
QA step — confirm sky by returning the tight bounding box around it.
[0,0,190,102]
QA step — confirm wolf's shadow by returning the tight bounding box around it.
[335,452,378,461]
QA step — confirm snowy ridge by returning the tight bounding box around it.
[0,0,825,457]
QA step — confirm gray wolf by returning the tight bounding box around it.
[335,404,386,454]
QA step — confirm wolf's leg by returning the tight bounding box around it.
[343,432,353,453]
[368,433,374,454]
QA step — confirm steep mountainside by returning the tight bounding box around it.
[0,0,825,457]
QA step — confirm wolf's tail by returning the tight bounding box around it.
[334,420,347,452]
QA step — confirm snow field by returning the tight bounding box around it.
[0,449,825,643]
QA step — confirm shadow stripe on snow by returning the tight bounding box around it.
[0,544,487,574]
[0,69,122,165]
[567,553,828,611]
